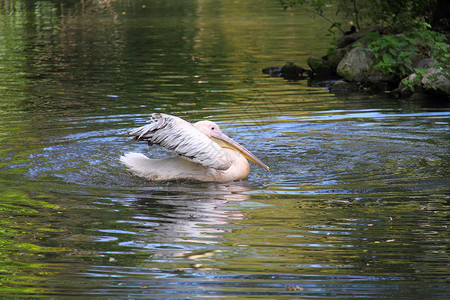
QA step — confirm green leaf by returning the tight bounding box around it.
[382,53,393,63]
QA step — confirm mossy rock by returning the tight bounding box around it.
[337,47,374,82]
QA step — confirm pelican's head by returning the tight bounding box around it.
[194,120,270,171]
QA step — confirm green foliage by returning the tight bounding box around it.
[282,1,449,94]
[360,22,449,91]
[281,0,445,33]
[401,65,449,93]
[362,33,418,78]
[352,21,449,92]
[281,0,345,33]
[401,69,427,93]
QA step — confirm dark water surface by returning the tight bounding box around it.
[0,0,449,298]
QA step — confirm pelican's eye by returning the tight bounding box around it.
[210,126,215,131]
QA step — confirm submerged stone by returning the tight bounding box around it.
[262,62,312,80]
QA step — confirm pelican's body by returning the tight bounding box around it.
[120,113,269,182]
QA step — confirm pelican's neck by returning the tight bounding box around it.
[219,148,250,180]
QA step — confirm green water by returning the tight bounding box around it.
[0,0,449,298]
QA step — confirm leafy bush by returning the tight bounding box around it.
[281,0,448,33]
[359,22,449,79]
[282,0,449,93]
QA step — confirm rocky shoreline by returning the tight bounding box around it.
[263,26,449,100]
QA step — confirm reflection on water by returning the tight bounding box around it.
[0,0,449,298]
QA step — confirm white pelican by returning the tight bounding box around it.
[120,113,270,182]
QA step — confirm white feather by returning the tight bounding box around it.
[127,113,232,170]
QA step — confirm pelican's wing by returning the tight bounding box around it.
[128,113,232,170]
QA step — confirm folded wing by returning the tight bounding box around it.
[128,113,232,170]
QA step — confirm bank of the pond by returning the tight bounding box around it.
[264,25,450,100]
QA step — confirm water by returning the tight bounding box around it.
[0,0,449,298]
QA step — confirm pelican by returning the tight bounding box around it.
[120,113,270,182]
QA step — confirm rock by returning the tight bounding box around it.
[366,67,398,91]
[366,69,397,85]
[309,79,341,88]
[421,67,450,95]
[398,67,450,98]
[262,62,312,80]
[398,73,418,97]
[280,62,308,80]
[262,66,282,77]
[326,48,349,68]
[329,80,360,94]
[409,52,428,67]
[413,58,436,70]
[307,26,389,80]
[307,56,328,73]
[307,55,338,77]
[337,47,374,82]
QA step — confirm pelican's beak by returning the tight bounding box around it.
[211,132,270,172]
